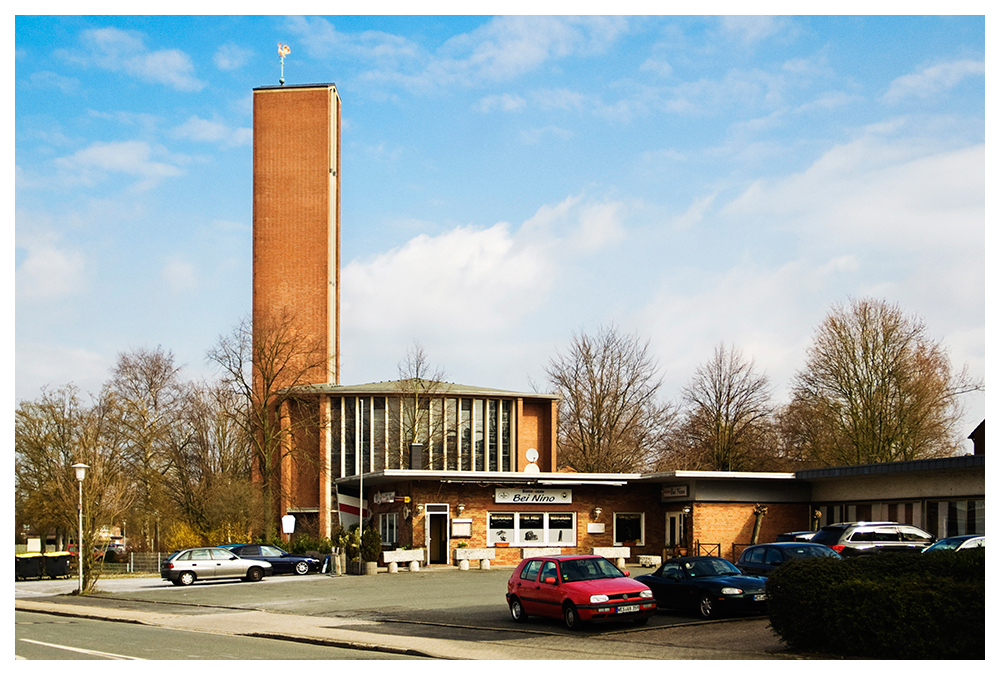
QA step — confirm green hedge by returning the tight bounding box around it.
[766,549,984,659]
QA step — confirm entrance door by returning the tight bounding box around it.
[665,511,685,552]
[425,504,450,564]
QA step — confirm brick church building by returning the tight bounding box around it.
[252,83,984,568]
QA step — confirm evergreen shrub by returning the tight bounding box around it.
[766,549,984,659]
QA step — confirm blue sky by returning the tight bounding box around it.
[13,13,986,447]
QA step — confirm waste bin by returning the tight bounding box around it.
[15,553,43,579]
[43,552,72,578]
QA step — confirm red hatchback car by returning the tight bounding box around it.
[506,554,656,630]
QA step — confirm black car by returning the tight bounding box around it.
[737,542,841,577]
[219,544,321,575]
[635,556,767,619]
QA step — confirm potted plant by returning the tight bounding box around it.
[360,524,382,575]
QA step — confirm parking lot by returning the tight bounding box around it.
[15,565,794,659]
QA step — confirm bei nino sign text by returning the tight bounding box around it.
[494,488,572,504]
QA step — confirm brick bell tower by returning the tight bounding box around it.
[252,83,341,387]
[253,83,342,538]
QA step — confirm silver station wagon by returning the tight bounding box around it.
[161,546,272,586]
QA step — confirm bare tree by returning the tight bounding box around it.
[667,343,777,471]
[107,346,186,551]
[162,380,256,546]
[395,342,449,469]
[15,385,135,592]
[546,325,675,473]
[207,310,332,539]
[786,298,982,465]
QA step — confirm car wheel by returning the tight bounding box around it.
[245,566,264,582]
[178,571,195,586]
[509,597,528,622]
[698,593,717,619]
[563,603,582,631]
[294,561,310,575]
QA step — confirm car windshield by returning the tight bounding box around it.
[683,558,741,577]
[260,545,287,556]
[927,537,968,551]
[559,558,624,581]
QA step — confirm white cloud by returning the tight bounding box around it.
[214,42,253,71]
[884,59,984,103]
[722,136,984,253]
[717,16,791,46]
[52,140,183,190]
[475,93,526,113]
[15,343,109,402]
[27,70,81,94]
[16,239,88,300]
[162,257,198,293]
[59,27,204,91]
[291,15,628,93]
[343,221,550,335]
[170,115,251,147]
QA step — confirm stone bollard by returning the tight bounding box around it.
[458,559,470,571]
[388,561,399,574]
[480,558,491,570]
[408,560,420,572]
[616,557,626,569]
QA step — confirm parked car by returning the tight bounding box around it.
[161,546,272,586]
[737,542,842,576]
[506,554,656,630]
[810,521,935,556]
[775,531,816,542]
[218,544,321,575]
[635,556,767,619]
[922,534,984,553]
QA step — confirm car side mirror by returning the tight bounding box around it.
[542,576,558,585]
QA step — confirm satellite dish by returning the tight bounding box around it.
[526,448,539,463]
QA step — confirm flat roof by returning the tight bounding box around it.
[289,379,559,400]
[254,82,337,91]
[334,469,638,488]
[795,453,984,480]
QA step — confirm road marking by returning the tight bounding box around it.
[18,639,145,660]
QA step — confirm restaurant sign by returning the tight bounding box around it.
[494,487,573,504]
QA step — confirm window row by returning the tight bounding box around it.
[328,396,513,477]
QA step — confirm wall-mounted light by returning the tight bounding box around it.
[417,503,424,516]
[591,507,602,520]
[682,506,692,515]
[457,503,465,516]
[403,505,412,520]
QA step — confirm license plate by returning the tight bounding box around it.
[617,604,639,614]
[754,594,767,602]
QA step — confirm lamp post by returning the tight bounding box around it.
[71,463,89,594]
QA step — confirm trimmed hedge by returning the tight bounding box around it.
[766,548,984,659]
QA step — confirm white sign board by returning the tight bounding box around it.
[494,487,572,504]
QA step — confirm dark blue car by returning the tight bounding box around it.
[219,544,321,575]
[635,556,767,619]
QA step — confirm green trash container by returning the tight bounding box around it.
[43,552,72,578]
[15,553,43,579]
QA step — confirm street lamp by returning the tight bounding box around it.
[71,463,89,594]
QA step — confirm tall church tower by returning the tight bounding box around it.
[252,83,341,386]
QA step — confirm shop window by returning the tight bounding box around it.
[379,513,398,547]
[487,512,577,547]
[614,513,644,546]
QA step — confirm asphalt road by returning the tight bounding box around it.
[14,610,426,660]
[14,566,795,660]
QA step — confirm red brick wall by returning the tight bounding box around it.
[517,399,554,471]
[692,502,811,559]
[253,86,340,389]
